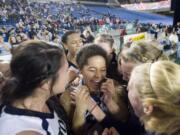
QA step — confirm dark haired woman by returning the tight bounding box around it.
[0,40,71,135]
[60,44,128,135]
[61,30,84,85]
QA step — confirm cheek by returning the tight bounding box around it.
[128,91,134,106]
[83,72,93,82]
[67,45,75,52]
[69,46,75,51]
[117,64,122,74]
[55,72,68,91]
[128,91,142,117]
[62,71,68,85]
[121,66,130,80]
[122,72,129,81]
[128,91,138,108]
[120,63,125,73]
[102,72,106,78]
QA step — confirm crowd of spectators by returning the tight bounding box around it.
[0,0,179,63]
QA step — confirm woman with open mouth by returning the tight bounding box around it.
[60,44,128,135]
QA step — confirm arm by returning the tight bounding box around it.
[59,91,75,120]
[72,103,86,135]
[60,89,85,135]
[70,86,90,135]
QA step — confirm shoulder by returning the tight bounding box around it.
[0,110,44,135]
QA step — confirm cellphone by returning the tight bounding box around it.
[100,78,107,84]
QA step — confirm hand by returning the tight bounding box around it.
[102,127,120,135]
[100,79,116,103]
[70,85,90,114]
[67,66,79,83]
[70,74,83,87]
[71,77,80,87]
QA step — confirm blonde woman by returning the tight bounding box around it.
[128,61,180,135]
[118,40,169,81]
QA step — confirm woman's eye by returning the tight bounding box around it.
[89,70,95,72]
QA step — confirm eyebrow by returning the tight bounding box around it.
[88,66,106,69]
[88,67,96,69]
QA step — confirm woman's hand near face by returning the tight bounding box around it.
[70,85,90,133]
[100,78,116,104]
[70,85,90,114]
[100,79,128,121]
[100,79,120,116]
[67,67,79,83]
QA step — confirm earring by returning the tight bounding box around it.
[143,107,148,113]
[143,105,153,115]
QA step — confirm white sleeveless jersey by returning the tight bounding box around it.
[0,105,68,135]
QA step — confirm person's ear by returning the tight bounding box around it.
[143,104,153,115]
[62,42,68,50]
[40,80,51,91]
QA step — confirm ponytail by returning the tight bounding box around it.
[1,77,20,105]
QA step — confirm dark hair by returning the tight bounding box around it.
[1,40,65,105]
[76,44,108,70]
[61,30,79,44]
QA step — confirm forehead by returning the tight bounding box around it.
[121,59,136,69]
[95,39,112,46]
[67,33,81,40]
[98,42,112,48]
[86,55,106,67]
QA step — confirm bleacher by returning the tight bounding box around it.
[84,5,172,24]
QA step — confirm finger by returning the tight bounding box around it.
[100,86,109,93]
[110,127,119,135]
[70,93,76,98]
[70,94,76,100]
[83,91,90,100]
[70,100,76,105]
[70,91,78,96]
[80,85,89,92]
[80,86,89,95]
[102,128,109,135]
[70,95,76,101]
[83,92,90,100]
[101,84,108,89]
[101,83,109,88]
[106,78,113,83]
[101,89,108,94]
[78,88,87,97]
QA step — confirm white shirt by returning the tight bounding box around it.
[0,105,68,135]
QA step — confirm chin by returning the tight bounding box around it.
[89,86,98,92]
[134,109,144,118]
